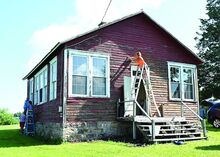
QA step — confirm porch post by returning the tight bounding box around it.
[133,101,136,140]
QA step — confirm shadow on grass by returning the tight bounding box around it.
[0,128,60,148]
[206,125,220,132]
[195,145,220,151]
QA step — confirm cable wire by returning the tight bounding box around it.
[99,0,112,25]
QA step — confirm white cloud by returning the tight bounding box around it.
[26,0,166,70]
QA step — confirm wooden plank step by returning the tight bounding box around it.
[160,128,198,131]
[137,123,197,128]
[140,127,198,132]
[150,136,206,142]
[159,124,197,127]
[147,132,202,137]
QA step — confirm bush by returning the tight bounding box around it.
[0,109,19,125]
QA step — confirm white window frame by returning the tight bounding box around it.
[168,62,197,102]
[50,57,57,100]
[68,49,110,98]
[29,78,34,103]
[34,66,48,105]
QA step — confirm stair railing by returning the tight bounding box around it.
[180,101,207,138]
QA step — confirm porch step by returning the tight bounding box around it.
[146,132,202,137]
[136,117,205,143]
[152,136,207,142]
[140,127,198,132]
[137,123,199,128]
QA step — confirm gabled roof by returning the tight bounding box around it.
[23,10,203,80]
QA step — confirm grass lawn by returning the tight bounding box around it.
[0,125,219,157]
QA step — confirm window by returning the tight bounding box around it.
[29,78,34,102]
[92,57,107,96]
[69,50,110,97]
[72,55,88,96]
[34,66,48,105]
[168,62,196,101]
[50,57,57,100]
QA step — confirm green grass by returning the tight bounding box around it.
[0,125,220,157]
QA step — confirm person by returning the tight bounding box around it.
[19,112,26,134]
[27,101,33,110]
[23,99,33,113]
[23,98,29,113]
[129,52,146,68]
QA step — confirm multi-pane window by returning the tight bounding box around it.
[34,76,39,105]
[92,57,107,96]
[72,56,88,95]
[183,68,194,100]
[170,66,181,99]
[69,50,109,97]
[34,66,48,105]
[29,78,34,103]
[50,57,57,100]
[168,62,196,101]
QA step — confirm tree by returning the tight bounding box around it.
[196,0,220,100]
[0,109,18,125]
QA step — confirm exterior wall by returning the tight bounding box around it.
[63,121,132,142]
[35,122,63,141]
[63,13,200,141]
[33,50,63,124]
[27,48,64,139]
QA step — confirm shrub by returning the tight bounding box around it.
[0,109,19,125]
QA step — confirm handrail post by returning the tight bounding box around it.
[133,100,136,140]
[116,99,120,118]
[151,119,155,142]
[201,119,207,138]
[181,102,184,117]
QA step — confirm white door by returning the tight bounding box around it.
[123,66,140,117]
[124,76,132,117]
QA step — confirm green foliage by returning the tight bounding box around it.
[0,109,18,125]
[196,0,220,100]
[13,112,22,119]
[0,125,220,157]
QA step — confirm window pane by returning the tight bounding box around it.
[92,77,106,95]
[72,76,87,95]
[52,62,57,81]
[53,82,57,98]
[93,58,106,77]
[170,67,180,82]
[73,56,87,75]
[184,84,193,99]
[44,70,47,85]
[39,88,43,102]
[170,66,180,99]
[183,68,193,83]
[171,83,180,98]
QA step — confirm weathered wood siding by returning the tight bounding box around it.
[27,48,64,123]
[64,13,200,123]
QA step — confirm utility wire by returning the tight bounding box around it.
[99,0,112,26]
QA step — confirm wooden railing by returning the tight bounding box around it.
[180,101,207,138]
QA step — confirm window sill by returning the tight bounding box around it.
[68,96,111,100]
[34,101,47,106]
[169,99,197,103]
[49,98,57,102]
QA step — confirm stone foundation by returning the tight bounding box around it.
[35,122,63,141]
[63,121,132,142]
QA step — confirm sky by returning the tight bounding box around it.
[0,0,207,113]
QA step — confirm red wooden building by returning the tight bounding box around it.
[23,11,206,142]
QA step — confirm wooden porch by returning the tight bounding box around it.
[117,114,206,143]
